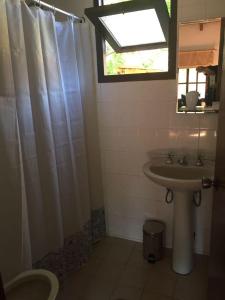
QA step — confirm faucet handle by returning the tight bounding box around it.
[165,152,174,164]
[196,154,204,167]
[178,155,188,166]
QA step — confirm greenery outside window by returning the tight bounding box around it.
[85,0,177,82]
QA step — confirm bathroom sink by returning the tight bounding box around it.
[143,161,214,275]
[143,162,213,191]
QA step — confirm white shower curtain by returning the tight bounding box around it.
[0,0,105,282]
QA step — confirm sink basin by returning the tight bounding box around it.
[143,162,213,191]
[143,161,213,275]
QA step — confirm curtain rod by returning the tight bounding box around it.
[29,0,83,22]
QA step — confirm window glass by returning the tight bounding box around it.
[103,0,172,15]
[188,83,197,92]
[178,69,187,83]
[198,72,206,82]
[178,84,186,99]
[103,0,130,4]
[100,9,166,47]
[165,0,171,14]
[197,83,206,98]
[188,68,197,82]
[105,41,168,75]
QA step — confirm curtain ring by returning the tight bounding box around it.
[53,6,56,15]
[67,15,73,22]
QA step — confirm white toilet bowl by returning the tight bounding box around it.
[5,269,59,300]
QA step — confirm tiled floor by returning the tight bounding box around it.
[57,237,208,300]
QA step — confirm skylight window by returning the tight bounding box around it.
[100,9,166,47]
[103,0,130,4]
[85,0,177,82]
[85,0,169,53]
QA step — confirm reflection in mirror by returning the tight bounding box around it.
[177,18,224,113]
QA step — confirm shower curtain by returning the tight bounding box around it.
[0,0,105,282]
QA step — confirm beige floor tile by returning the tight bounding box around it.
[150,257,176,277]
[76,257,102,278]
[117,264,150,289]
[81,277,115,300]
[58,278,114,300]
[141,290,173,300]
[127,242,150,268]
[91,240,113,260]
[94,260,125,285]
[100,241,134,265]
[111,286,143,300]
[194,254,209,279]
[127,243,175,279]
[57,237,209,300]
[58,270,92,299]
[144,271,177,297]
[174,273,208,300]
[174,254,208,300]
[95,237,135,253]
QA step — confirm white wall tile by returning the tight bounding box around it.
[107,213,144,242]
[199,129,217,158]
[155,129,179,150]
[170,113,200,130]
[176,129,200,151]
[139,128,157,152]
[102,150,142,175]
[97,101,117,127]
[114,100,141,127]
[199,114,218,130]
[137,100,172,129]
[103,172,165,203]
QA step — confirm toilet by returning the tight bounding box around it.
[4,270,59,300]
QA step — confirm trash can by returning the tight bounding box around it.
[143,220,165,263]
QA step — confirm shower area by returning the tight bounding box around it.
[0,0,105,283]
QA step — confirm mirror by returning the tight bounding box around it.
[177,18,224,113]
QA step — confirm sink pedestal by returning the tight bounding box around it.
[143,162,213,275]
[172,191,194,275]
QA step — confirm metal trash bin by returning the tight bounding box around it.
[143,220,165,263]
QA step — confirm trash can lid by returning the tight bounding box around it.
[143,220,165,234]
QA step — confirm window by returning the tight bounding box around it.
[178,68,207,100]
[85,0,177,82]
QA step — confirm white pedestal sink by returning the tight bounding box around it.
[143,162,213,275]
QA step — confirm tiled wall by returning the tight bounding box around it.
[52,0,225,254]
[97,80,217,254]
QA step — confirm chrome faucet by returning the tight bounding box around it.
[165,152,174,165]
[178,155,188,166]
[195,154,204,167]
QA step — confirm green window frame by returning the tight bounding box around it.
[85,0,177,83]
